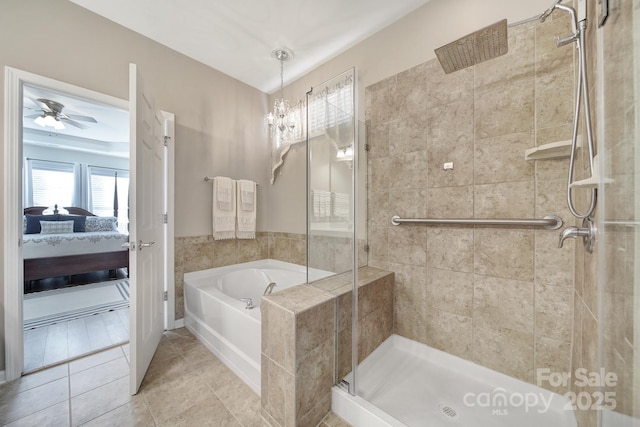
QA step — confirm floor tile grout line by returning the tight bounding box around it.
[67,363,73,427]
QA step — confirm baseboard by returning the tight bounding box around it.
[173,318,184,329]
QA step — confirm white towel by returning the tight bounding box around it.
[236,180,256,239]
[213,177,236,240]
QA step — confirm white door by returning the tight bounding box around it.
[128,63,165,394]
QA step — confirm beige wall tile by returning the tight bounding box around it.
[535,13,574,76]
[426,97,474,148]
[389,262,426,308]
[474,181,535,218]
[394,302,427,344]
[426,226,474,272]
[474,275,534,333]
[388,226,427,266]
[296,300,335,362]
[388,119,427,156]
[535,66,574,129]
[426,186,473,218]
[368,191,390,228]
[474,228,534,281]
[475,78,534,139]
[474,133,535,185]
[427,139,474,188]
[534,336,571,395]
[389,189,427,220]
[535,230,574,287]
[389,150,428,189]
[424,60,474,109]
[368,226,388,264]
[473,326,534,383]
[295,340,334,424]
[368,157,392,191]
[261,301,295,373]
[425,309,472,360]
[534,283,573,341]
[426,268,473,317]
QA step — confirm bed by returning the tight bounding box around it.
[23,206,129,291]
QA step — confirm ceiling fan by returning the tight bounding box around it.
[24,98,98,130]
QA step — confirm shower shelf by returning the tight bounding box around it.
[569,154,614,188]
[524,139,577,161]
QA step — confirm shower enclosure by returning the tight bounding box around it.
[305,0,640,425]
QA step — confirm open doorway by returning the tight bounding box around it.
[21,83,131,372]
[4,68,176,384]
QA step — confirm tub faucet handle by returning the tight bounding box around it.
[240,298,254,309]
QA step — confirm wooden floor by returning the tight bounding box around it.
[23,269,131,373]
[24,307,130,373]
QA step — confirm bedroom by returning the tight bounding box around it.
[21,82,132,370]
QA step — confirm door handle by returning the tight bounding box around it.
[121,242,135,250]
[138,240,155,251]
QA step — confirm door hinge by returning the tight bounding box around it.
[364,244,370,252]
[163,213,168,224]
[164,135,171,147]
[364,144,370,151]
[163,291,168,301]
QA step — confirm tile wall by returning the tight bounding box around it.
[261,267,393,427]
[365,14,577,389]
[174,232,305,319]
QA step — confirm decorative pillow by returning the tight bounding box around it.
[23,216,27,234]
[85,216,118,232]
[25,214,59,234]
[58,215,86,232]
[40,220,74,234]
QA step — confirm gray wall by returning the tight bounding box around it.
[1,0,270,371]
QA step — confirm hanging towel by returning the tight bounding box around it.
[236,180,257,239]
[213,177,236,240]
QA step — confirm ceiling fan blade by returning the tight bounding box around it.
[24,114,41,119]
[27,97,50,112]
[65,113,98,123]
[62,118,88,129]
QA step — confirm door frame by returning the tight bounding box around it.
[2,67,174,381]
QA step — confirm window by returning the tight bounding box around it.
[89,167,130,234]
[24,159,130,234]
[25,159,75,208]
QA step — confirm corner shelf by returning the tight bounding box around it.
[524,139,577,161]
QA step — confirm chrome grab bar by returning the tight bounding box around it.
[390,215,563,230]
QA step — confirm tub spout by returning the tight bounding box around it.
[558,217,596,252]
[263,282,277,296]
[240,298,254,309]
[558,226,587,248]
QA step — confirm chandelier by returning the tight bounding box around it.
[266,48,295,140]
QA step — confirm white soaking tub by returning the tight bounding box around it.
[184,259,332,394]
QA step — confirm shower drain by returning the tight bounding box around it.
[438,403,460,421]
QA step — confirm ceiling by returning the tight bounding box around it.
[69,0,432,94]
[23,84,129,155]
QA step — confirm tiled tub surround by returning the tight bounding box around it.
[261,267,393,427]
[175,232,303,320]
[183,260,332,395]
[175,232,366,321]
[366,15,576,390]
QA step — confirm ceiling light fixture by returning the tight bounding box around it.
[266,48,295,140]
[34,113,65,130]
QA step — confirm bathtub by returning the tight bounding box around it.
[183,259,333,394]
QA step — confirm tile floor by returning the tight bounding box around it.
[0,327,351,426]
[24,308,129,372]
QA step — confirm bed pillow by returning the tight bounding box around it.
[85,216,118,232]
[40,220,74,234]
[58,215,86,232]
[25,214,59,234]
